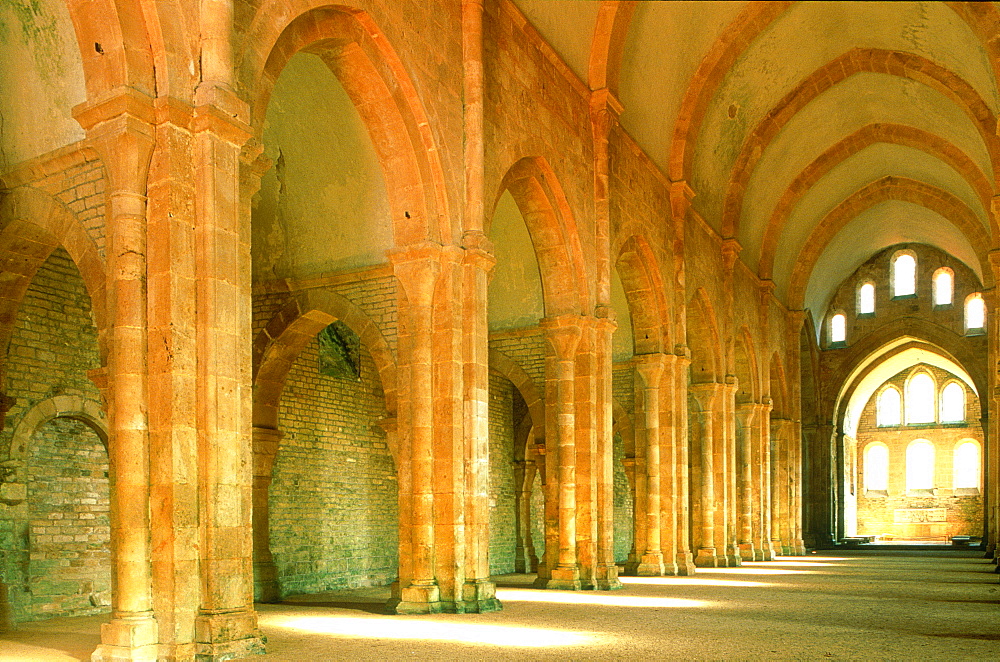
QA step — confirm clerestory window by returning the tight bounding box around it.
[939,382,965,423]
[876,386,901,427]
[892,253,916,297]
[932,268,953,306]
[858,282,875,315]
[905,372,935,424]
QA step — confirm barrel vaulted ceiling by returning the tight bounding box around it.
[514,0,1000,326]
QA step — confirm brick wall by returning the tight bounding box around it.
[488,371,517,574]
[268,336,397,596]
[26,419,109,618]
[854,364,983,539]
[0,248,106,623]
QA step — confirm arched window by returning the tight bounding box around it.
[965,293,985,333]
[906,439,935,492]
[858,282,875,315]
[932,268,953,306]
[953,440,980,491]
[876,386,901,427]
[864,443,889,493]
[905,372,935,424]
[830,312,846,344]
[939,382,965,423]
[892,252,916,297]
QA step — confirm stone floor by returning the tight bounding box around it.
[2,551,998,660]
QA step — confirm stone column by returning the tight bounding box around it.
[755,399,775,561]
[574,319,598,589]
[719,379,741,566]
[634,353,666,575]
[460,232,500,612]
[985,247,1000,558]
[594,310,621,589]
[735,403,758,560]
[690,382,722,567]
[539,316,583,590]
[658,353,681,576]
[789,421,806,555]
[75,90,159,661]
[622,455,641,573]
[771,418,792,555]
[513,459,537,573]
[390,243,443,613]
[251,428,282,603]
[190,89,263,658]
[533,441,552,582]
[672,349,695,574]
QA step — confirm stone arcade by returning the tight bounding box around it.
[0,1,997,659]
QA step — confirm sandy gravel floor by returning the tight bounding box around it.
[2,550,998,661]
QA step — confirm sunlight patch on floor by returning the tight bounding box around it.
[273,615,603,647]
[697,567,812,575]
[619,576,775,588]
[496,588,715,608]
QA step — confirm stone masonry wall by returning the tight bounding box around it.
[269,336,397,596]
[0,248,106,623]
[488,371,517,574]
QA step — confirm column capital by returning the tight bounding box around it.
[689,381,722,410]
[669,180,695,223]
[73,87,155,194]
[390,241,446,308]
[634,352,667,387]
[541,315,585,360]
[721,238,742,270]
[735,402,758,427]
[461,230,496,274]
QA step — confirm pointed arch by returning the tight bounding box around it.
[492,157,591,317]
[668,1,793,180]
[252,289,397,456]
[240,5,450,245]
[616,235,671,355]
[734,326,759,405]
[63,0,156,100]
[588,1,637,94]
[687,288,722,385]
[787,177,992,310]
[722,48,1000,239]
[488,348,545,463]
[769,352,788,419]
[759,124,995,278]
[0,187,108,390]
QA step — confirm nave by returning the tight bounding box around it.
[2,550,996,660]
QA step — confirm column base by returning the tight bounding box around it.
[635,552,666,576]
[91,613,159,662]
[792,540,806,555]
[739,543,757,561]
[725,554,743,567]
[387,583,443,614]
[461,580,502,613]
[694,548,724,567]
[594,563,622,590]
[537,565,581,590]
[195,609,265,661]
[675,552,696,576]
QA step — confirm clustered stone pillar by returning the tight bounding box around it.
[389,242,499,614]
[625,351,692,577]
[690,382,721,567]
[754,399,776,561]
[735,403,757,560]
[634,353,666,575]
[593,311,621,589]
[719,378,741,565]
